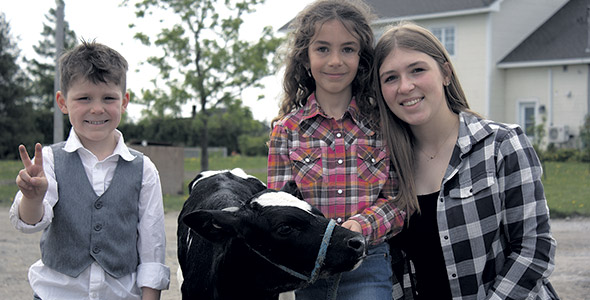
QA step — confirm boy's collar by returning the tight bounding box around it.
[63,128,136,161]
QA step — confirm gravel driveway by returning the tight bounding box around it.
[1,208,588,300]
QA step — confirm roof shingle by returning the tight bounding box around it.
[365,0,498,19]
[500,0,590,64]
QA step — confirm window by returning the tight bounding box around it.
[430,26,455,56]
[519,102,537,139]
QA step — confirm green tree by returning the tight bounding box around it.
[208,99,267,154]
[126,0,283,171]
[0,13,39,159]
[23,0,77,144]
[24,0,78,111]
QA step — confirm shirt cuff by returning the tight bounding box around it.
[348,214,375,243]
[137,262,170,290]
[9,198,53,233]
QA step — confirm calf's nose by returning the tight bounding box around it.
[346,235,366,256]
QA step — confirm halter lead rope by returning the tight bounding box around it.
[250,219,337,284]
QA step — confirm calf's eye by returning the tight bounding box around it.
[276,225,294,236]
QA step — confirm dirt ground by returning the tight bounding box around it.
[1,208,588,300]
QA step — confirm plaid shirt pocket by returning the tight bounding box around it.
[448,170,496,200]
[289,147,323,184]
[356,145,389,184]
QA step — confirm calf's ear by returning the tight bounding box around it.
[280,180,303,200]
[187,173,204,194]
[182,210,240,243]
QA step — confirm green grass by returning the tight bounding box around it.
[0,160,23,180]
[1,158,588,217]
[185,156,267,174]
[0,160,21,207]
[541,161,590,218]
[0,184,19,207]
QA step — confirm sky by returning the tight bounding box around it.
[1,0,314,123]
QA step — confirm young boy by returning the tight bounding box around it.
[10,41,170,300]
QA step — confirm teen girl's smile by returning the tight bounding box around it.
[379,47,449,127]
[400,97,424,107]
[308,19,360,102]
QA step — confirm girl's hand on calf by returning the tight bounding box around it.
[341,219,362,233]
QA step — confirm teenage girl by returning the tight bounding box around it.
[374,22,558,300]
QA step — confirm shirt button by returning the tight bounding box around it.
[444,235,449,240]
[304,157,310,163]
[94,201,103,209]
[336,132,342,138]
[338,159,343,164]
[451,273,457,278]
[92,247,101,254]
[440,198,444,202]
[94,224,102,231]
[337,189,343,194]
[336,217,343,223]
[371,158,376,163]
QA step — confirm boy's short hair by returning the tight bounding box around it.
[59,40,128,96]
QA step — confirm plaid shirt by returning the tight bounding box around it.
[391,112,558,300]
[267,94,405,244]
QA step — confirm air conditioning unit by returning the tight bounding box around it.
[548,125,570,143]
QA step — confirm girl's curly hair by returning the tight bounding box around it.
[271,0,376,128]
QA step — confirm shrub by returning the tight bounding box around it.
[238,134,269,156]
[544,148,579,162]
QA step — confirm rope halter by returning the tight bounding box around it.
[249,218,337,284]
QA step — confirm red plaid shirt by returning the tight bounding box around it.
[267,94,405,244]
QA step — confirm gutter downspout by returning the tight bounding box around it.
[485,13,493,118]
[548,68,554,126]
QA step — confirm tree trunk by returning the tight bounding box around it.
[200,112,209,172]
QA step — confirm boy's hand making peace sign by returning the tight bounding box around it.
[15,143,48,224]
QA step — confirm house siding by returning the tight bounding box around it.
[551,64,589,137]
[504,64,588,146]
[374,14,491,116]
[448,15,489,116]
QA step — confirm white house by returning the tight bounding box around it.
[284,0,589,147]
[497,0,590,148]
[367,0,590,147]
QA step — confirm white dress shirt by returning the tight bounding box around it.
[10,129,170,300]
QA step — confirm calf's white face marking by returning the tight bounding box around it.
[253,192,314,215]
[191,168,260,191]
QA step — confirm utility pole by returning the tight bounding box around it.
[53,0,65,143]
[586,5,590,53]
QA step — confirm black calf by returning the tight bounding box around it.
[177,169,366,300]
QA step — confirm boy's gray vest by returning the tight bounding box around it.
[41,142,143,278]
